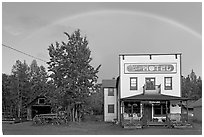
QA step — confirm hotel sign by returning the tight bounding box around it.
[124,63,177,74]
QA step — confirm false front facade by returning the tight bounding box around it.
[103,53,189,127]
[119,53,184,127]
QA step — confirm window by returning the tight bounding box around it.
[153,103,170,116]
[124,102,140,114]
[164,77,172,90]
[130,77,137,90]
[154,104,162,115]
[38,98,45,104]
[132,102,141,114]
[108,104,114,113]
[108,88,114,96]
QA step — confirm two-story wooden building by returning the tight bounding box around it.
[103,53,189,127]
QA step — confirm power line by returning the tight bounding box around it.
[2,44,47,63]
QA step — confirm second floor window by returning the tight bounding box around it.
[130,77,137,90]
[108,88,114,96]
[164,77,172,90]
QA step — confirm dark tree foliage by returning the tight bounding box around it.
[181,70,202,100]
[11,60,30,118]
[47,29,101,121]
[86,83,103,115]
[29,60,48,101]
[2,60,50,119]
[2,74,15,117]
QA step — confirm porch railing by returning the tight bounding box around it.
[143,84,161,94]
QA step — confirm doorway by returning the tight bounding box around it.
[144,103,152,122]
[31,106,51,119]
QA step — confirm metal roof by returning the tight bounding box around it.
[121,94,189,101]
[102,79,117,88]
[188,98,202,108]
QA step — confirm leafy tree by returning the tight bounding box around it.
[47,29,101,122]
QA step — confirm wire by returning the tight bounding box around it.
[2,44,47,63]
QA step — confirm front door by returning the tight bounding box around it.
[144,103,152,122]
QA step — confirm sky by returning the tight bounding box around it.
[2,2,202,82]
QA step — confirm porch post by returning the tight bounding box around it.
[121,101,124,126]
[166,101,170,128]
[140,103,143,115]
[166,101,168,117]
[186,100,188,122]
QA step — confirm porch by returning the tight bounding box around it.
[120,94,191,128]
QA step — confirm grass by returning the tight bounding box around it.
[2,120,202,135]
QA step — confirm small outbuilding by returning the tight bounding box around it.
[27,96,51,120]
[189,98,202,122]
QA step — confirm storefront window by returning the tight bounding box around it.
[153,103,170,116]
[133,103,140,113]
[154,104,162,115]
[124,102,140,114]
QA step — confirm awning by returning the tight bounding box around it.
[121,94,190,101]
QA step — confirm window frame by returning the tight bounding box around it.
[153,102,170,117]
[38,98,45,104]
[108,104,114,113]
[130,77,138,90]
[164,77,172,90]
[108,88,114,96]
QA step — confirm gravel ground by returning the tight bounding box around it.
[2,121,202,135]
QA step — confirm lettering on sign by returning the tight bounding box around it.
[124,63,177,74]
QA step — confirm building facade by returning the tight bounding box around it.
[103,53,189,127]
[102,79,118,122]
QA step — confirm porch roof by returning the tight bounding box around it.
[121,94,189,101]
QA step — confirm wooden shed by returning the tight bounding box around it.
[27,96,51,120]
[189,98,202,122]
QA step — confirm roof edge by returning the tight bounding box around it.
[119,53,182,56]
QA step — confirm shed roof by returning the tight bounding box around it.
[102,79,117,88]
[189,98,202,108]
[27,95,49,107]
